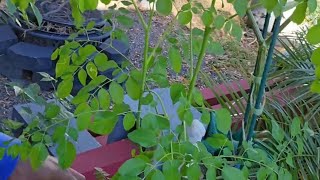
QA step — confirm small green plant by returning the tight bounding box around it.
[2,0,320,179]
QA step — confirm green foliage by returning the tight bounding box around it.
[4,0,319,179]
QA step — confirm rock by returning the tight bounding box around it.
[7,42,54,71]
[0,25,18,54]
[12,101,101,156]
[99,39,129,64]
[0,54,23,79]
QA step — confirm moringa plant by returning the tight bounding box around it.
[2,0,320,179]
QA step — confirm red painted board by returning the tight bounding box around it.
[72,139,137,180]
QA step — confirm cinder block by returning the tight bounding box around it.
[99,39,129,64]
[0,25,18,54]
[7,42,54,71]
[0,54,23,79]
[12,101,101,156]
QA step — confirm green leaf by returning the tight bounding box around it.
[231,23,243,41]
[187,164,201,180]
[142,114,170,130]
[98,89,111,110]
[201,110,210,124]
[125,77,141,100]
[201,10,214,26]
[78,68,87,86]
[141,93,153,105]
[128,129,157,147]
[67,127,79,141]
[163,160,181,180]
[89,111,118,135]
[206,167,216,180]
[45,103,60,119]
[31,132,43,142]
[57,140,76,169]
[286,153,294,168]
[311,47,320,65]
[272,120,284,142]
[0,148,5,160]
[57,78,73,98]
[278,168,292,180]
[79,0,98,11]
[86,62,98,79]
[178,11,192,25]
[311,80,320,93]
[308,0,317,13]
[207,41,224,55]
[123,113,136,131]
[90,97,100,111]
[52,126,66,142]
[169,47,182,73]
[118,158,146,176]
[156,0,172,16]
[116,15,134,27]
[214,15,225,29]
[170,83,186,104]
[215,108,231,134]
[29,143,48,169]
[260,0,278,12]
[222,166,245,180]
[86,21,95,29]
[75,103,92,131]
[291,1,307,24]
[94,53,109,71]
[233,0,248,17]
[152,170,165,180]
[206,134,233,149]
[101,0,111,5]
[109,81,124,104]
[306,25,320,45]
[121,1,132,6]
[193,88,204,106]
[291,117,301,137]
[296,136,304,155]
[30,3,43,26]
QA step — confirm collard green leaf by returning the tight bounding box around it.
[306,25,320,45]
[156,0,172,16]
[291,1,307,24]
[178,11,192,25]
[128,129,157,147]
[109,81,124,104]
[123,112,136,131]
[169,47,182,73]
[118,158,146,176]
[215,108,231,134]
[30,143,48,169]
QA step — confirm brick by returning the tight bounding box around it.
[99,39,129,64]
[7,42,54,71]
[0,25,18,54]
[12,101,101,156]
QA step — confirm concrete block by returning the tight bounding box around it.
[99,39,129,64]
[7,42,54,71]
[12,101,101,156]
[0,54,23,79]
[0,25,18,54]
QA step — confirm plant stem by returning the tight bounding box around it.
[187,27,211,102]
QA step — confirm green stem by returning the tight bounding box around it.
[187,27,212,102]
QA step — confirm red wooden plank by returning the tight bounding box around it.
[72,139,137,180]
[201,79,250,106]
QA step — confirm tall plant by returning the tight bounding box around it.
[2,0,319,179]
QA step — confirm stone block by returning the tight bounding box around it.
[0,54,23,79]
[99,39,129,64]
[12,101,101,156]
[0,25,18,54]
[7,42,54,71]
